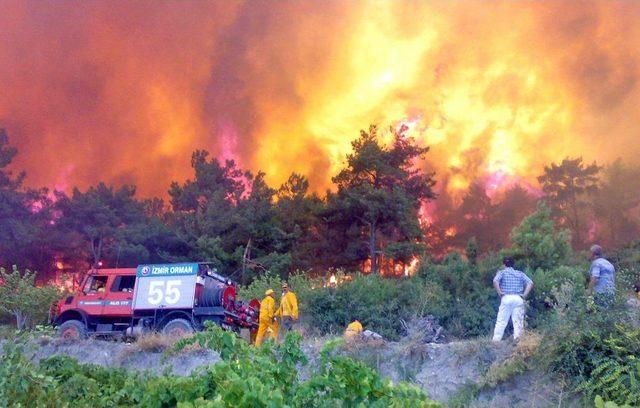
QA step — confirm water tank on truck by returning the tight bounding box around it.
[129,263,259,337]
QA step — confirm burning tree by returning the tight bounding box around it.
[168,151,293,282]
[537,157,601,246]
[53,183,182,270]
[328,125,436,274]
[592,160,640,247]
[0,130,57,277]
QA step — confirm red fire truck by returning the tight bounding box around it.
[52,263,259,339]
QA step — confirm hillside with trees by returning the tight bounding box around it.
[2,126,638,282]
[1,125,640,407]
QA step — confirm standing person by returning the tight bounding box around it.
[492,256,534,342]
[255,289,278,346]
[277,282,298,339]
[588,244,616,308]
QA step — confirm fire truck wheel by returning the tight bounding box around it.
[58,320,88,340]
[162,318,194,338]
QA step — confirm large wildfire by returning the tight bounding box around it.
[1,1,639,200]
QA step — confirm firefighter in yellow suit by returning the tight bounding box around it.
[276,282,299,339]
[344,320,363,339]
[255,289,278,346]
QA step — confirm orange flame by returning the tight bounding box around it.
[404,257,420,277]
[445,227,457,238]
[0,2,639,198]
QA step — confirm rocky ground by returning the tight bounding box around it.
[6,332,578,407]
[22,335,221,376]
[304,335,576,407]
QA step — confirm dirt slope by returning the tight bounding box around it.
[22,337,220,376]
[11,335,577,407]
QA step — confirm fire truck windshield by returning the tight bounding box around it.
[84,276,108,293]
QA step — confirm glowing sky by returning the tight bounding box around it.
[1,1,638,197]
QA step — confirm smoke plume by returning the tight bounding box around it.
[1,1,639,197]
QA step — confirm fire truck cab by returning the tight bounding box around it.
[54,263,259,339]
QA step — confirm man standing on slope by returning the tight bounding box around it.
[255,289,278,346]
[588,244,616,309]
[492,256,534,341]
[276,282,298,339]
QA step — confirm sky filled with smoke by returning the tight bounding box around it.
[1,1,639,197]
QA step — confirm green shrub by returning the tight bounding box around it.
[502,203,571,271]
[417,254,500,338]
[237,271,285,302]
[531,266,587,300]
[594,395,635,408]
[0,325,440,407]
[539,291,640,406]
[295,338,437,407]
[0,342,59,407]
[237,270,321,317]
[0,266,61,329]
[577,357,640,406]
[526,265,588,326]
[304,273,447,340]
[481,357,528,388]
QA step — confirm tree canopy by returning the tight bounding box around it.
[0,130,55,274]
[1,126,639,283]
[504,203,572,271]
[538,157,601,246]
[328,125,436,274]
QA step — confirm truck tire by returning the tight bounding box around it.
[162,318,194,338]
[58,319,88,340]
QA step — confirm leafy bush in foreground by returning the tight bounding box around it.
[0,324,439,407]
[539,286,640,406]
[0,266,61,329]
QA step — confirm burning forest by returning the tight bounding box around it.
[1,1,640,280]
[3,3,640,407]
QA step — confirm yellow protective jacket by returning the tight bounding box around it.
[259,296,276,323]
[344,320,363,338]
[278,291,299,320]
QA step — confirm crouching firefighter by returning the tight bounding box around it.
[255,289,278,346]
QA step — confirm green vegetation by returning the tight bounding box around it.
[503,203,572,271]
[237,270,321,305]
[4,125,639,284]
[0,266,60,329]
[0,324,439,407]
[235,206,627,344]
[540,304,640,406]
[2,125,640,407]
[304,273,447,340]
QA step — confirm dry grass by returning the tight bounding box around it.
[174,341,204,354]
[134,332,177,353]
[451,338,495,361]
[514,331,542,359]
[341,335,386,353]
[480,331,543,388]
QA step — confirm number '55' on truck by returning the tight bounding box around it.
[52,263,260,339]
